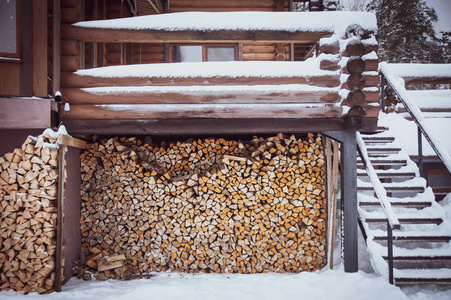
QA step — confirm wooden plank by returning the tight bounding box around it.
[0,98,52,129]
[61,88,340,104]
[329,140,339,269]
[58,134,87,149]
[0,62,20,96]
[61,73,341,88]
[33,0,48,97]
[65,103,343,119]
[63,117,379,135]
[61,24,332,43]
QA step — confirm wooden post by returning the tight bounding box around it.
[53,0,61,97]
[55,145,66,292]
[55,135,86,291]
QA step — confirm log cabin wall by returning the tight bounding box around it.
[77,133,327,278]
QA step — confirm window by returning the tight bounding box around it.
[171,45,237,62]
[0,0,19,58]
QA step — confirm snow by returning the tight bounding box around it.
[379,112,451,157]
[75,60,338,78]
[383,63,451,79]
[379,63,451,171]
[73,11,377,35]
[404,90,451,109]
[82,84,340,95]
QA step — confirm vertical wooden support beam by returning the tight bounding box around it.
[53,0,61,96]
[55,145,66,292]
[32,0,48,97]
[20,0,33,96]
[341,130,358,272]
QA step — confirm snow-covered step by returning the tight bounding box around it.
[357,158,407,166]
[363,217,442,225]
[361,136,395,144]
[359,201,432,209]
[357,170,416,179]
[365,147,402,156]
[373,235,451,243]
[357,186,425,193]
[394,268,451,285]
[382,255,451,270]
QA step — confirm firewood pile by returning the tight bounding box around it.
[0,130,61,293]
[78,133,327,279]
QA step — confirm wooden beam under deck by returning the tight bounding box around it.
[63,118,378,135]
[65,103,342,120]
[62,24,332,43]
[61,88,340,104]
[61,73,341,88]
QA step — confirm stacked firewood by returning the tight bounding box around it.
[78,133,326,279]
[0,130,61,293]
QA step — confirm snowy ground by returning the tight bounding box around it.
[1,220,450,300]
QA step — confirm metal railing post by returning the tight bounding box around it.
[387,221,394,285]
[418,127,423,177]
[380,74,386,113]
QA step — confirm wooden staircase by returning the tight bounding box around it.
[357,127,451,286]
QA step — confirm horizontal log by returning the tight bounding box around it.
[170,0,277,8]
[170,7,276,12]
[61,88,340,105]
[63,117,379,135]
[62,24,332,43]
[65,103,343,119]
[243,53,276,61]
[61,7,80,24]
[61,73,341,88]
[61,40,80,56]
[403,77,451,85]
[61,56,80,72]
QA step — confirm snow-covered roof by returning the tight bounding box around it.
[73,11,377,36]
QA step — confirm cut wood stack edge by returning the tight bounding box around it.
[77,133,327,280]
[0,129,63,294]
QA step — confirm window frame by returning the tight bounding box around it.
[169,44,238,63]
[0,0,20,59]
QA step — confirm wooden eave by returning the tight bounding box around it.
[61,24,332,43]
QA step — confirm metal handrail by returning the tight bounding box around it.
[356,132,400,284]
[379,63,451,174]
[356,133,401,229]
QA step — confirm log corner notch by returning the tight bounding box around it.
[339,24,379,129]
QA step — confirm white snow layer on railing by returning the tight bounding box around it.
[356,132,401,229]
[379,62,451,174]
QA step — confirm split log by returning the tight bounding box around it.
[0,130,62,294]
[78,133,327,278]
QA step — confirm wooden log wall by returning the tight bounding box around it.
[61,0,81,72]
[0,130,63,294]
[77,133,327,280]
